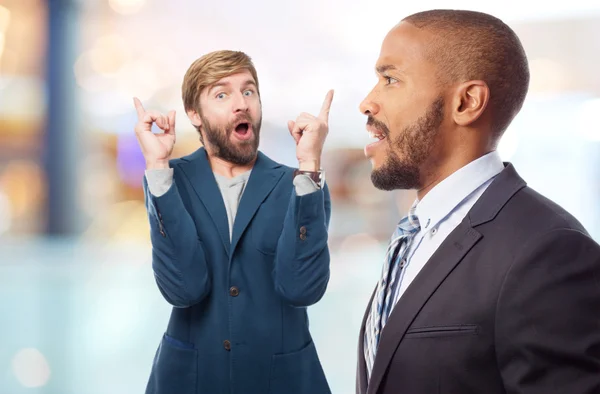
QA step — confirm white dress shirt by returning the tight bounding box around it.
[390,151,505,308]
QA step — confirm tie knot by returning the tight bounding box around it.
[397,205,420,235]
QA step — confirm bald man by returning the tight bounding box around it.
[356,9,600,394]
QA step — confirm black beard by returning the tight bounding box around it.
[370,97,444,191]
[201,114,262,165]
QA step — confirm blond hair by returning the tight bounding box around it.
[182,50,260,114]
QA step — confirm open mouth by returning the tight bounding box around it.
[364,127,387,157]
[368,130,386,141]
[232,121,253,140]
[235,122,249,135]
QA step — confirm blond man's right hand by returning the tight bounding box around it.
[133,97,176,170]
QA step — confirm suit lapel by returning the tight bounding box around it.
[178,148,231,255]
[367,222,482,394]
[230,151,285,255]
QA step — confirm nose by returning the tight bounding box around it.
[359,88,380,116]
[233,92,249,113]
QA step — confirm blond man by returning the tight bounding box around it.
[134,50,333,394]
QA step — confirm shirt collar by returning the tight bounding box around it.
[413,151,505,231]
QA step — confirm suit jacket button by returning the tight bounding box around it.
[160,229,166,237]
[223,340,231,351]
[300,226,307,235]
[299,233,307,241]
[229,286,239,297]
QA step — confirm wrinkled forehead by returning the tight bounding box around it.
[204,70,257,94]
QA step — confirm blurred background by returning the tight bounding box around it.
[1,0,599,393]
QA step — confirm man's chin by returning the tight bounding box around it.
[370,171,397,191]
[234,139,256,147]
[229,149,259,166]
[370,166,420,191]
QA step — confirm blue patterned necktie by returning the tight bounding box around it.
[364,204,421,381]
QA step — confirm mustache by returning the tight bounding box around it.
[366,116,390,136]
[231,114,253,127]
[225,114,257,136]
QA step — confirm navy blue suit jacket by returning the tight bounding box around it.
[143,148,332,394]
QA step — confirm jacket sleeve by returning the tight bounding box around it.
[272,181,332,307]
[496,228,600,393]
[143,172,211,308]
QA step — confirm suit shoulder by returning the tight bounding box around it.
[166,157,188,179]
[169,148,204,167]
[502,185,589,237]
[258,151,295,173]
[168,157,186,167]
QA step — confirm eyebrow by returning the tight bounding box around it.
[209,80,257,93]
[376,64,406,76]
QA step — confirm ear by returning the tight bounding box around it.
[451,80,490,127]
[186,109,202,127]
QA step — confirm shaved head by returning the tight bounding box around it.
[402,9,530,136]
[360,9,530,194]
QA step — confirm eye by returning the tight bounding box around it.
[384,76,398,85]
[216,93,227,99]
[243,90,254,96]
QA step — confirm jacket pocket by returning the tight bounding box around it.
[145,334,198,394]
[268,340,331,394]
[405,324,480,338]
[163,333,195,349]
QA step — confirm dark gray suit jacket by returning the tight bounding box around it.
[356,163,600,394]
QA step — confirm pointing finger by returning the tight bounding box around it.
[133,97,146,121]
[318,89,334,122]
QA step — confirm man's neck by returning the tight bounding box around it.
[416,149,495,200]
[207,153,255,178]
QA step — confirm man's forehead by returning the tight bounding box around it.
[375,53,412,78]
[377,25,432,72]
[203,75,255,97]
[211,70,256,86]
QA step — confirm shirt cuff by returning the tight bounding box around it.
[145,168,174,197]
[293,173,319,196]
